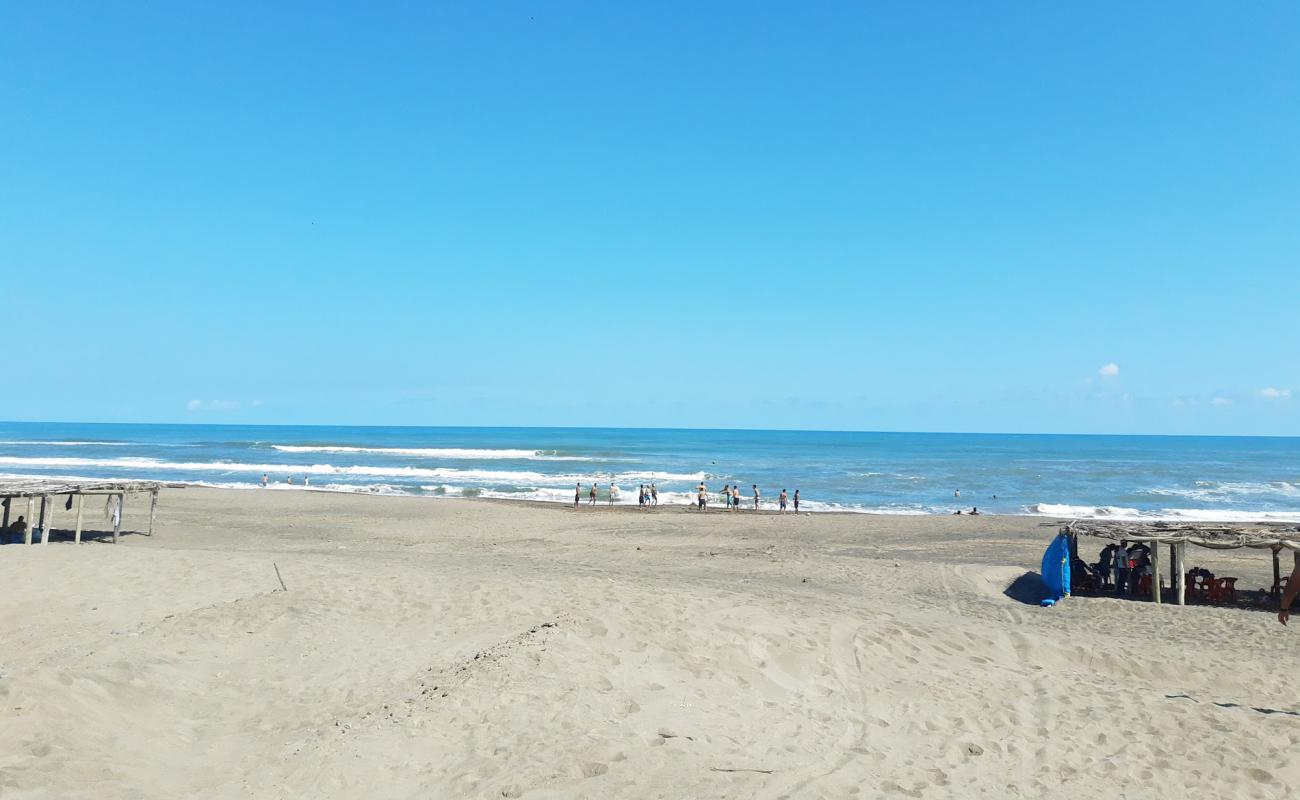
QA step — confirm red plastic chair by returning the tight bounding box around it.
[1190,572,1215,603]
[1214,577,1237,604]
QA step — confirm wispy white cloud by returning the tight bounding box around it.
[1260,387,1292,401]
[1211,397,1233,407]
[186,398,241,412]
[1098,363,1119,378]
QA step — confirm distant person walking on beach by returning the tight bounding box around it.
[609,481,617,505]
[752,484,761,510]
[637,485,645,506]
[793,489,800,514]
[651,483,658,505]
[574,483,581,508]
[721,485,731,509]
[779,489,788,513]
[589,483,597,505]
[731,485,740,510]
[697,483,707,511]
[260,473,268,488]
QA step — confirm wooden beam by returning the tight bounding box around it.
[40,495,53,545]
[36,495,47,542]
[75,494,85,545]
[147,489,158,536]
[1151,540,1161,605]
[1273,547,1283,604]
[1175,542,1187,606]
[2,497,9,529]
[112,493,123,544]
[24,497,34,545]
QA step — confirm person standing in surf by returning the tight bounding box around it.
[752,484,761,510]
[589,483,597,505]
[779,489,788,513]
[793,489,800,514]
[574,483,581,508]
[651,483,658,506]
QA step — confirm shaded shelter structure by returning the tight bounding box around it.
[0,478,165,545]
[1064,520,1300,607]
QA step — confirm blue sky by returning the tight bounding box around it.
[2,2,1297,434]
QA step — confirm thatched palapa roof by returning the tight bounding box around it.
[1065,520,1300,552]
[0,478,168,498]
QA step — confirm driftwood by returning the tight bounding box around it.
[273,562,288,592]
[710,767,776,774]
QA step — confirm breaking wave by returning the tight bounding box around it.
[1025,502,1300,523]
[268,445,594,461]
[0,456,704,485]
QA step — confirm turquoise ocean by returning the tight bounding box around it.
[1,422,1298,521]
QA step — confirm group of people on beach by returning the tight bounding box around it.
[705,483,798,513]
[1094,540,1154,597]
[572,481,801,513]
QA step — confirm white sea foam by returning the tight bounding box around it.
[0,456,704,486]
[269,445,594,461]
[1140,481,1300,502]
[1026,502,1300,523]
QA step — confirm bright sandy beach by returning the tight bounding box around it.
[2,488,1298,799]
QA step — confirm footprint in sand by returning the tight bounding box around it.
[579,761,608,778]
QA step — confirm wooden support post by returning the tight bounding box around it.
[2,498,9,529]
[41,495,53,545]
[147,489,158,536]
[75,494,85,544]
[25,497,34,545]
[36,496,47,542]
[1273,547,1283,603]
[112,493,123,544]
[1175,542,1187,606]
[1150,540,1161,605]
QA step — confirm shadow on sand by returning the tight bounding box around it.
[1003,571,1046,606]
[0,527,147,545]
